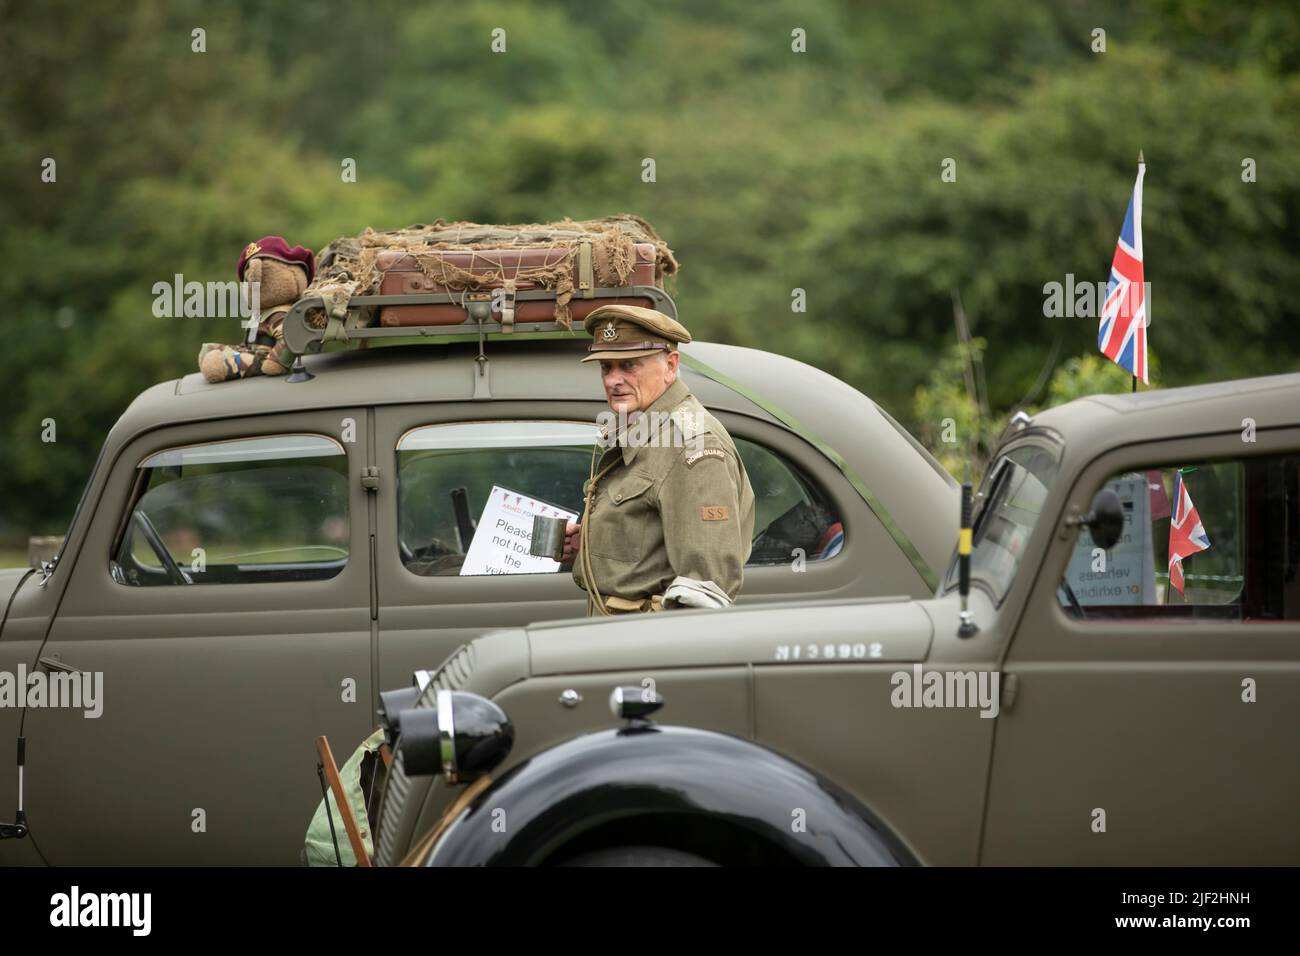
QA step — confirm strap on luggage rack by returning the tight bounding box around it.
[280,285,677,357]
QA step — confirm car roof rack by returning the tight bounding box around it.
[278,284,678,383]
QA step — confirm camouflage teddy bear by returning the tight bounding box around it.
[198,236,315,383]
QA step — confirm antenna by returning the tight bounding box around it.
[0,737,28,840]
[957,464,979,639]
[0,569,31,840]
[315,757,343,867]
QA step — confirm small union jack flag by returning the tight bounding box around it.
[1098,158,1149,383]
[1167,470,1210,594]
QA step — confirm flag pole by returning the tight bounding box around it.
[1133,149,1145,394]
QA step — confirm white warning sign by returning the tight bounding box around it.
[1063,472,1157,605]
[460,485,579,576]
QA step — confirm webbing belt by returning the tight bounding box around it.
[320,289,351,345]
[578,447,620,616]
[577,240,594,298]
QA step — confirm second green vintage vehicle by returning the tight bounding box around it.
[0,311,956,864]
[371,371,1300,867]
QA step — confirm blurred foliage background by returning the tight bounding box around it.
[1,0,1297,554]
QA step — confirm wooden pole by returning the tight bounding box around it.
[315,735,372,867]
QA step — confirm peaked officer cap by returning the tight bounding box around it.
[581,304,692,363]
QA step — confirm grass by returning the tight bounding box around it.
[0,549,32,570]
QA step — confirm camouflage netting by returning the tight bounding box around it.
[301,214,678,331]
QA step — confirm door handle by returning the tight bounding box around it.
[38,656,80,674]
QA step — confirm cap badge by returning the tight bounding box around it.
[602,320,618,341]
[244,241,262,259]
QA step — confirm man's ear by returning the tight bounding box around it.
[665,350,680,382]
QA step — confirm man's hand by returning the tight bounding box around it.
[561,521,581,563]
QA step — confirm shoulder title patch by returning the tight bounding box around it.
[701,506,730,521]
[670,400,706,439]
[685,447,727,468]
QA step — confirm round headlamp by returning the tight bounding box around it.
[399,690,514,784]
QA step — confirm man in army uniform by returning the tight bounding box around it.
[562,304,756,615]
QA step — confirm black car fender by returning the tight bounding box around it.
[423,723,918,866]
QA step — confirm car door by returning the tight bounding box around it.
[983,428,1300,864]
[23,410,374,865]
[372,401,895,691]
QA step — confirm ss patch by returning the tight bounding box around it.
[701,506,730,521]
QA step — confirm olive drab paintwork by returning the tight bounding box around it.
[574,379,756,613]
[0,334,956,866]
[375,372,1300,868]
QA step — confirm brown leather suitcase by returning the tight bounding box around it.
[374,242,660,327]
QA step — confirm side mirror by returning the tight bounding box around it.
[1081,489,1124,551]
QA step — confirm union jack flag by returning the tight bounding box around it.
[1167,470,1210,594]
[1098,160,1149,383]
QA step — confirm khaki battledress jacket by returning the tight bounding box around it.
[574,379,756,613]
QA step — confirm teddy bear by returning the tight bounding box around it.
[198,236,316,383]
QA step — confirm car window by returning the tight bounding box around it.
[396,422,844,577]
[1059,453,1300,622]
[946,441,1060,604]
[398,422,597,576]
[737,437,844,565]
[112,434,349,586]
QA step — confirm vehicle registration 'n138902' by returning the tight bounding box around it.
[774,642,882,661]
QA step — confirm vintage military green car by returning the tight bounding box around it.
[0,328,956,864]
[373,371,1300,867]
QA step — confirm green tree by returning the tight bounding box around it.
[1,0,1297,553]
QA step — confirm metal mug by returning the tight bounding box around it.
[530,515,568,561]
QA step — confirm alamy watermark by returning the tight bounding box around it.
[1042,273,1151,324]
[151,275,261,325]
[50,886,150,936]
[0,665,103,718]
[595,408,706,455]
[890,664,999,719]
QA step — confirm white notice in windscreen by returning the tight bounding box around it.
[460,485,579,576]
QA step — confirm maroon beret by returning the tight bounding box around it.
[236,236,316,283]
